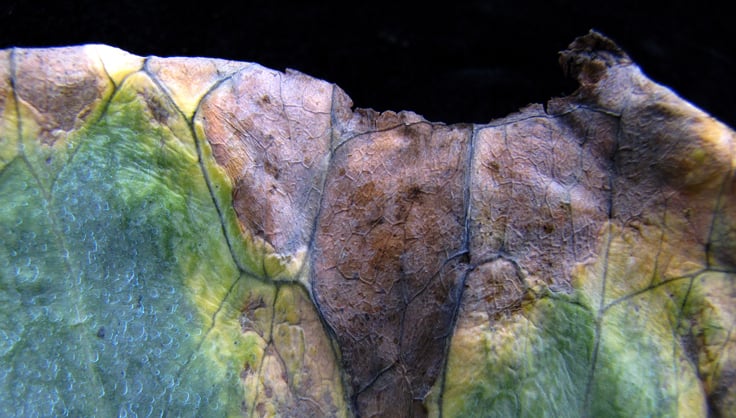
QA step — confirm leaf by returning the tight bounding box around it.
[1,32,734,417]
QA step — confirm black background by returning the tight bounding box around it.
[2,1,734,127]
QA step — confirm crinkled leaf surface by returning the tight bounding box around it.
[1,32,734,417]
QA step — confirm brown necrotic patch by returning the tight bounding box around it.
[312,120,471,415]
[239,295,267,336]
[143,92,171,125]
[14,47,109,145]
[196,65,335,255]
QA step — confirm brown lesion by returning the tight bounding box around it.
[463,258,527,324]
[142,91,171,126]
[312,120,471,415]
[231,179,273,241]
[195,65,335,256]
[405,184,424,202]
[239,295,267,336]
[13,47,110,146]
[263,158,281,180]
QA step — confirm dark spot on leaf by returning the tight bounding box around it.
[264,159,280,179]
[144,93,170,125]
[486,160,500,171]
[406,184,423,201]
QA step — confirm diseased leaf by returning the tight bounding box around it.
[1,32,734,417]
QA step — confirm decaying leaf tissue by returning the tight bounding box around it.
[0,31,734,417]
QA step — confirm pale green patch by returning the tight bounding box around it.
[442,294,595,418]
[1,69,250,416]
[440,220,717,417]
